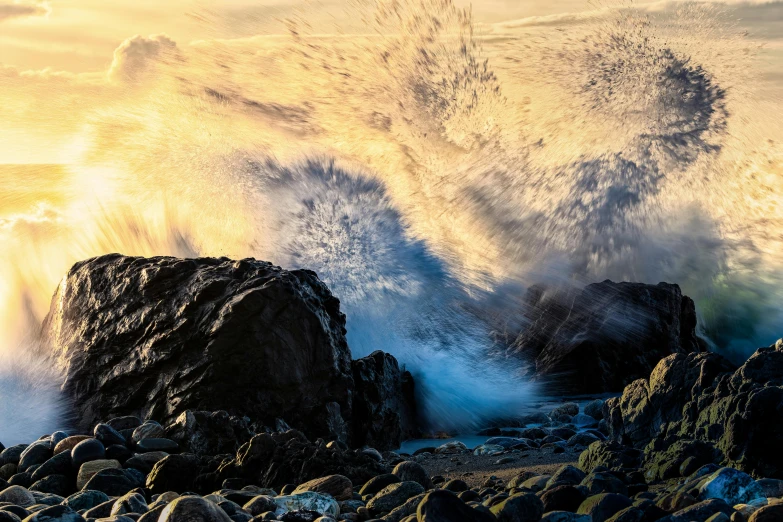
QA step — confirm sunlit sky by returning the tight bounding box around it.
[2,0,779,72]
[0,0,594,72]
[1,0,782,164]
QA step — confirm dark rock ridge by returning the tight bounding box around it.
[351,351,418,450]
[43,254,416,450]
[605,339,783,478]
[510,280,704,394]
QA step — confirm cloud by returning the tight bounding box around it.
[0,1,48,22]
[107,34,178,83]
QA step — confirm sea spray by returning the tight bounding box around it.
[1,0,782,441]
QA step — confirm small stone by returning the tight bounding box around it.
[547,465,587,489]
[83,500,116,519]
[541,513,591,522]
[124,452,169,474]
[416,489,493,521]
[550,403,580,419]
[392,461,432,490]
[359,474,400,496]
[443,479,469,493]
[105,445,132,464]
[699,468,764,506]
[242,497,277,516]
[64,491,111,512]
[136,439,179,454]
[580,472,628,496]
[18,443,52,473]
[0,445,27,466]
[540,486,587,513]
[29,475,71,497]
[577,493,633,522]
[0,485,36,507]
[81,469,136,496]
[77,460,122,490]
[71,439,106,469]
[0,512,21,522]
[132,422,165,443]
[520,475,551,492]
[293,475,352,501]
[749,504,783,522]
[584,400,605,420]
[433,442,468,454]
[272,493,339,517]
[473,445,505,456]
[94,425,126,447]
[145,454,200,494]
[361,448,383,462]
[23,504,84,522]
[110,492,148,516]
[53,437,90,456]
[30,452,72,483]
[490,493,544,522]
[366,482,425,515]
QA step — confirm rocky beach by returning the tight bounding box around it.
[1,254,782,522]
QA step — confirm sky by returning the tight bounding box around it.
[2,0,778,72]
[1,0,782,164]
[0,0,593,72]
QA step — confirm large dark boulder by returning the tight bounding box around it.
[510,281,703,394]
[605,341,783,478]
[44,254,415,449]
[351,351,418,450]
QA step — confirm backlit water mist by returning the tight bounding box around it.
[1,0,782,443]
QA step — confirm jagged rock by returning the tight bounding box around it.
[605,344,783,478]
[643,440,721,482]
[43,255,354,442]
[579,441,642,473]
[166,411,254,456]
[351,351,418,450]
[510,281,703,394]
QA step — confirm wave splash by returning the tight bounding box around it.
[1,0,781,442]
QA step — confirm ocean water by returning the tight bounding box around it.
[1,0,782,444]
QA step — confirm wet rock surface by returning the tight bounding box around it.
[43,255,415,450]
[510,281,703,394]
[605,341,783,478]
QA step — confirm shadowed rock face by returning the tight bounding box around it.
[511,280,703,394]
[43,254,354,442]
[352,351,418,450]
[605,342,783,478]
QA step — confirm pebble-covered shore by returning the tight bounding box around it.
[2,401,782,522]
